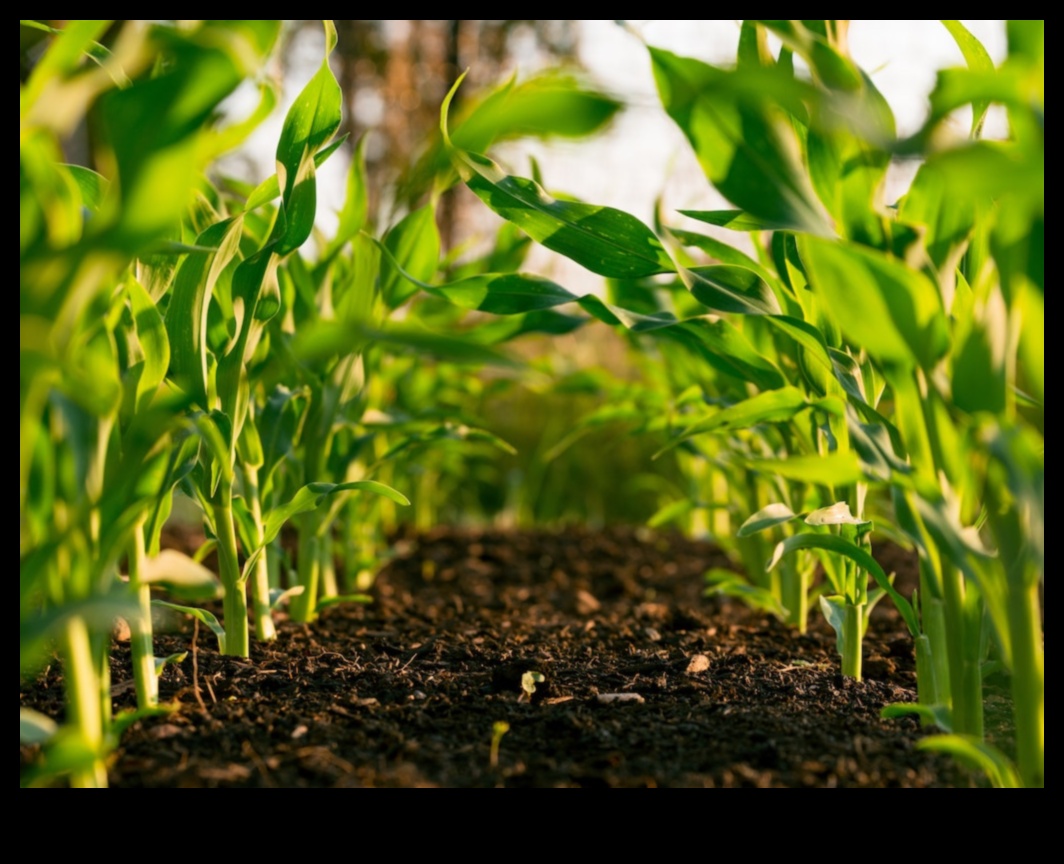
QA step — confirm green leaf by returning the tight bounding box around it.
[139,550,221,600]
[648,499,695,530]
[20,709,59,746]
[805,502,866,527]
[882,703,954,732]
[680,210,780,232]
[800,237,950,369]
[768,533,918,636]
[650,47,830,235]
[656,388,813,457]
[164,218,244,406]
[262,481,410,547]
[152,601,226,654]
[441,82,673,280]
[269,586,306,611]
[918,735,1022,789]
[738,503,797,537]
[941,20,996,135]
[154,652,188,676]
[127,277,170,413]
[682,265,782,316]
[454,153,675,280]
[380,206,442,309]
[705,569,787,619]
[428,273,578,314]
[275,20,341,200]
[65,164,107,212]
[819,595,849,658]
[325,136,369,258]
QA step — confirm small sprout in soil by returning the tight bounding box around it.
[490,722,511,769]
[521,672,545,702]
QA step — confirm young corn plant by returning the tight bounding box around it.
[435,21,1042,785]
[21,19,281,785]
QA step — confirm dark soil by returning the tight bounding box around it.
[21,527,1009,788]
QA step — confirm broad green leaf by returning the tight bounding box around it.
[682,265,782,316]
[667,227,778,285]
[941,20,996,135]
[656,387,811,457]
[454,153,675,280]
[768,533,918,636]
[738,503,797,538]
[380,206,442,309]
[20,709,59,746]
[680,209,780,232]
[819,595,850,658]
[154,652,188,676]
[800,237,950,369]
[269,586,306,611]
[442,81,674,280]
[705,569,787,619]
[65,164,107,212]
[139,550,221,600]
[204,80,278,159]
[325,136,369,258]
[293,321,518,368]
[152,601,226,654]
[276,20,341,200]
[805,502,866,527]
[164,218,243,406]
[650,47,831,235]
[919,735,1021,789]
[277,149,318,255]
[430,273,577,314]
[649,499,696,530]
[882,703,954,733]
[749,452,861,488]
[262,481,410,547]
[127,277,170,413]
[22,20,111,121]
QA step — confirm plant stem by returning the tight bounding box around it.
[842,603,864,681]
[781,560,810,633]
[290,526,320,624]
[212,497,249,658]
[915,635,941,707]
[1008,581,1044,788]
[319,532,337,600]
[61,616,108,789]
[922,593,952,708]
[128,521,158,708]
[942,566,983,736]
[241,466,276,643]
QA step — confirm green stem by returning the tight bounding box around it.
[319,531,338,600]
[781,559,810,633]
[241,467,276,643]
[943,566,983,736]
[290,526,320,624]
[128,522,158,708]
[915,635,941,707]
[841,603,864,681]
[1008,581,1044,789]
[923,594,952,708]
[61,616,108,789]
[212,497,249,658]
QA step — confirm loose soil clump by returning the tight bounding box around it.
[22,527,1007,787]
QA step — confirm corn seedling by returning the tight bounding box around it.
[439,20,1042,786]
